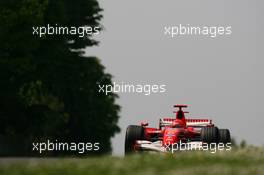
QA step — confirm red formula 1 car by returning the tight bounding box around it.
[125,105,231,154]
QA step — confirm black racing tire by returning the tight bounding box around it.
[219,129,231,144]
[125,125,144,154]
[201,127,219,143]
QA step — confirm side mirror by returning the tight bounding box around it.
[141,122,148,127]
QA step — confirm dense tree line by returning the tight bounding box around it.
[0,0,120,156]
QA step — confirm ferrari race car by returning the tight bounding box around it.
[125,105,231,154]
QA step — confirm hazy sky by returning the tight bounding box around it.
[86,0,263,155]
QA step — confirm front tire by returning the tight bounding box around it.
[125,125,144,154]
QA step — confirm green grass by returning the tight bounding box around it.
[0,147,263,175]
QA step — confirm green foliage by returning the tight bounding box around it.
[0,0,120,155]
[231,137,237,148]
[240,140,247,148]
[0,148,264,175]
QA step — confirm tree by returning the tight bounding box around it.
[0,0,120,156]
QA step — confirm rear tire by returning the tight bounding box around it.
[201,127,219,143]
[125,125,144,154]
[219,129,231,144]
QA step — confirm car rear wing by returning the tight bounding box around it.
[186,118,212,127]
[159,118,212,128]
